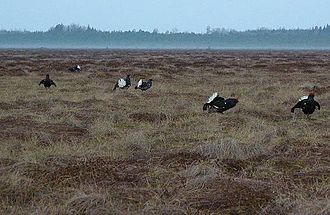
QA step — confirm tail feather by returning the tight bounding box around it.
[208,92,218,103]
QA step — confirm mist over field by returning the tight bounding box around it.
[1,24,330,49]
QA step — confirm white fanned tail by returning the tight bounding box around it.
[118,78,126,88]
[137,79,143,88]
[77,65,81,70]
[208,92,218,103]
[299,95,308,101]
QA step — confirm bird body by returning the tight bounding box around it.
[135,79,153,91]
[221,98,239,112]
[291,93,320,115]
[203,92,238,113]
[39,74,56,88]
[68,65,81,72]
[113,75,131,90]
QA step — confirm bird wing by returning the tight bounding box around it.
[146,80,152,88]
[118,78,126,88]
[314,101,321,110]
[51,80,56,86]
[299,96,308,101]
[291,101,304,112]
[137,79,143,88]
[208,92,218,103]
[213,96,225,103]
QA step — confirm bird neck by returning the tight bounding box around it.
[307,96,314,101]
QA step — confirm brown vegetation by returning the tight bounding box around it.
[0,50,329,214]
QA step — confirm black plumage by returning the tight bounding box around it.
[68,65,81,72]
[39,74,56,88]
[135,79,153,91]
[113,74,131,90]
[291,93,320,115]
[203,92,238,113]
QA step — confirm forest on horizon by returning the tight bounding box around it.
[1,24,330,49]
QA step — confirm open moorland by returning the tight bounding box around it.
[0,50,329,214]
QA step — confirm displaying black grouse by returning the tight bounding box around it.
[291,92,320,116]
[113,74,131,90]
[68,65,81,72]
[203,92,239,113]
[135,79,153,91]
[39,74,56,88]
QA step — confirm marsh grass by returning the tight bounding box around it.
[0,50,329,214]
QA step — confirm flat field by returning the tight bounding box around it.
[0,50,329,214]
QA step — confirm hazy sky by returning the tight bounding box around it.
[1,0,329,32]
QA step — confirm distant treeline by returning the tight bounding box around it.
[1,24,330,49]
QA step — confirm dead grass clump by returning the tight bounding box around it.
[39,156,148,188]
[65,192,107,215]
[0,102,15,110]
[185,177,276,213]
[0,174,40,207]
[292,167,330,185]
[315,85,330,95]
[194,138,268,160]
[144,205,186,215]
[121,131,152,159]
[290,198,330,215]
[156,152,207,169]
[0,116,88,142]
[89,116,117,138]
[178,164,220,189]
[264,195,330,215]
[129,112,167,124]
[0,157,16,167]
[220,158,247,173]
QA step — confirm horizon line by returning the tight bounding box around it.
[1,23,329,34]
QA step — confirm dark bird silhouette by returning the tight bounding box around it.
[203,92,239,113]
[291,92,320,116]
[68,65,81,72]
[39,74,56,88]
[135,79,153,91]
[113,74,131,90]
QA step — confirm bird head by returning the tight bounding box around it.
[203,103,210,111]
[46,74,50,79]
[309,91,315,97]
[307,92,316,101]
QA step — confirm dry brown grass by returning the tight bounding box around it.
[0,50,329,214]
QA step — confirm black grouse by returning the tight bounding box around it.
[135,79,153,91]
[203,92,239,113]
[68,65,81,72]
[291,92,320,116]
[39,74,56,88]
[113,74,131,90]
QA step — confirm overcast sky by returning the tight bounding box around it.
[1,0,329,32]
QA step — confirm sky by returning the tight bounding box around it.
[1,0,329,32]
